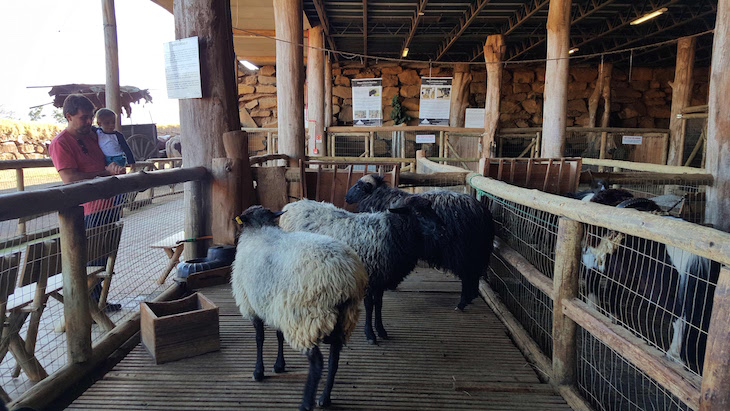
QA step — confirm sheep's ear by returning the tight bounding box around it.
[272,210,285,219]
[388,206,410,215]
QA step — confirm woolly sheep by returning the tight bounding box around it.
[279,197,442,345]
[232,206,368,411]
[345,174,495,311]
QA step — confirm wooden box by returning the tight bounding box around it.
[141,292,220,364]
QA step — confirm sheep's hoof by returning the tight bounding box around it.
[455,303,467,311]
[376,330,389,340]
[273,362,286,373]
[298,405,312,411]
[253,369,264,381]
[367,337,377,345]
[318,396,332,407]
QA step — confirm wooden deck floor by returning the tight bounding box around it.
[67,268,571,410]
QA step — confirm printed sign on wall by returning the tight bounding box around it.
[418,77,452,126]
[164,37,202,99]
[465,108,485,128]
[352,78,383,126]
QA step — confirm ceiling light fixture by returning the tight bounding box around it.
[630,8,668,25]
[568,47,579,54]
[239,60,259,71]
[402,48,409,58]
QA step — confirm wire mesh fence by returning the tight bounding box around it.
[0,184,185,400]
[244,128,277,157]
[682,118,706,168]
[578,328,691,411]
[0,166,61,194]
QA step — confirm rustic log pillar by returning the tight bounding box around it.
[307,26,326,156]
[700,266,730,410]
[58,206,92,364]
[102,0,122,131]
[668,37,697,166]
[542,0,571,158]
[450,64,472,127]
[483,34,505,158]
[325,57,333,129]
[174,0,241,256]
[274,0,306,165]
[705,0,730,232]
[552,218,583,386]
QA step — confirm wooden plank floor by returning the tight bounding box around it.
[68,267,571,410]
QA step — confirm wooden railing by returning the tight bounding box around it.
[417,155,729,410]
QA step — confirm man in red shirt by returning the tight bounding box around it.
[49,94,125,223]
[49,94,125,311]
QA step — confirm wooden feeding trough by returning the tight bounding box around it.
[141,292,220,364]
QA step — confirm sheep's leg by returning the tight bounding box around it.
[300,345,323,411]
[363,291,377,345]
[457,274,479,311]
[374,288,389,340]
[273,330,286,373]
[252,316,265,381]
[318,327,344,407]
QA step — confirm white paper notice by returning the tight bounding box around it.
[622,135,643,145]
[352,79,383,126]
[416,134,436,144]
[164,37,202,99]
[465,108,485,128]
[418,77,452,126]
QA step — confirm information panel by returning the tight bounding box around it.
[352,78,383,126]
[164,37,202,99]
[418,77,452,126]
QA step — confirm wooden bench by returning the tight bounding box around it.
[150,231,185,285]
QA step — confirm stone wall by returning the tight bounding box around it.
[237,63,710,130]
[0,120,60,160]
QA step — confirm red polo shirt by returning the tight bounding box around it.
[49,129,113,215]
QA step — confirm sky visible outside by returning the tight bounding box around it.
[0,0,180,125]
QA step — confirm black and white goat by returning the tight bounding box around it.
[582,195,719,373]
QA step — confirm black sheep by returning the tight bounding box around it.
[345,174,495,311]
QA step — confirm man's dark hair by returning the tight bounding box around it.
[95,108,116,122]
[62,94,95,118]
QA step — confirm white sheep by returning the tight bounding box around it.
[279,197,442,345]
[232,206,368,411]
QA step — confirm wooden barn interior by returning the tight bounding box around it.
[0,0,729,410]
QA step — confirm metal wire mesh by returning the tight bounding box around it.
[0,185,185,400]
[245,129,277,157]
[578,328,691,411]
[580,224,718,378]
[682,118,706,168]
[0,167,61,194]
[331,132,369,157]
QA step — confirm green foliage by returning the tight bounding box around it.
[28,107,46,121]
[52,109,65,124]
[390,95,411,125]
[0,105,19,120]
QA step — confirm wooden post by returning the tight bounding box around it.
[552,217,582,386]
[705,0,730,232]
[668,37,697,166]
[307,26,326,156]
[450,63,472,127]
[325,57,333,129]
[700,266,730,410]
[174,0,241,252]
[16,168,25,236]
[58,206,92,364]
[542,0,571,158]
[274,0,306,166]
[483,34,505,158]
[102,0,122,131]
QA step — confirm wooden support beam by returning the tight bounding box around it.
[483,34,505,158]
[232,28,308,38]
[362,0,368,64]
[311,0,338,62]
[700,266,730,410]
[668,37,697,166]
[401,0,429,59]
[174,0,240,256]
[704,0,730,232]
[542,0,571,158]
[449,64,471,127]
[552,218,582,386]
[102,0,122,131]
[325,58,333,128]
[274,0,305,166]
[436,0,492,61]
[307,26,326,156]
[58,206,92,364]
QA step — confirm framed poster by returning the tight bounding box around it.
[352,78,383,126]
[418,77,452,126]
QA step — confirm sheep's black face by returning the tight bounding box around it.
[345,174,382,204]
[389,196,445,241]
[234,206,284,229]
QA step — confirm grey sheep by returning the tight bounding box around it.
[279,197,442,345]
[232,206,368,411]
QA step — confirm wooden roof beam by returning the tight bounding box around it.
[469,0,549,62]
[401,0,429,58]
[503,0,617,61]
[363,0,368,60]
[435,0,492,61]
[233,28,309,38]
[312,0,339,62]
